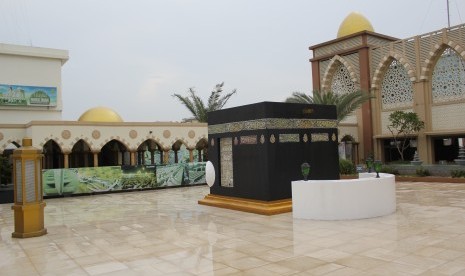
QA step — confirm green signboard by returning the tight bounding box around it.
[0,84,57,106]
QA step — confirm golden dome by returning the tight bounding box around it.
[337,12,374,38]
[78,106,124,122]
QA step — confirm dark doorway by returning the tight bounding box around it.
[100,140,128,166]
[383,138,416,163]
[433,136,460,163]
[43,140,64,169]
[70,140,94,168]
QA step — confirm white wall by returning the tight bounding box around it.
[0,43,68,124]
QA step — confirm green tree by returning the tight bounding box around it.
[387,111,425,161]
[285,90,374,122]
[172,82,237,123]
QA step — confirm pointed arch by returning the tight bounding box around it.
[137,138,163,151]
[0,142,17,185]
[375,57,415,110]
[195,138,208,162]
[421,41,465,81]
[430,45,465,103]
[69,137,92,151]
[98,137,130,153]
[136,139,162,152]
[100,139,129,167]
[321,55,358,91]
[136,139,163,165]
[39,137,64,150]
[172,139,189,150]
[69,139,93,168]
[43,139,64,169]
[71,139,92,151]
[172,139,189,163]
[371,52,416,90]
[1,139,21,153]
[195,138,208,149]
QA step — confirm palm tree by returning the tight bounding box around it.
[285,90,374,122]
[172,82,237,123]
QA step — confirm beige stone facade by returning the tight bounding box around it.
[0,43,208,168]
[310,15,465,164]
[0,43,68,124]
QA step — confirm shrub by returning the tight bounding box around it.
[339,159,356,175]
[451,170,465,178]
[380,165,399,175]
[0,155,12,185]
[415,167,430,177]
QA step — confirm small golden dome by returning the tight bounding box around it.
[337,12,374,38]
[78,106,123,122]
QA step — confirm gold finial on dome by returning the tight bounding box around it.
[337,12,374,38]
[78,106,124,122]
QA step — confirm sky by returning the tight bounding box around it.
[1,0,464,122]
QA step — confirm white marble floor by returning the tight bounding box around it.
[1,182,465,275]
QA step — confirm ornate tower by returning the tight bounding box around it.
[309,12,397,162]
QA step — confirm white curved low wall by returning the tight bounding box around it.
[292,173,396,220]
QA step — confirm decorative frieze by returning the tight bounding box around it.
[61,130,71,140]
[208,118,337,135]
[279,134,299,143]
[311,133,329,142]
[240,135,257,145]
[220,138,234,187]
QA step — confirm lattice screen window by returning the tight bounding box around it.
[432,47,465,104]
[330,63,356,95]
[381,59,413,110]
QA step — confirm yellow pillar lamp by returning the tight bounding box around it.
[11,137,47,238]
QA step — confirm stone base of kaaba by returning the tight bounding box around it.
[198,194,292,215]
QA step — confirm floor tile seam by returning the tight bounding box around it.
[53,229,123,272]
[390,256,449,270]
[276,260,349,275]
[236,249,294,264]
[150,256,218,273]
[24,246,60,276]
[52,243,107,273]
[214,258,281,274]
[334,258,393,272]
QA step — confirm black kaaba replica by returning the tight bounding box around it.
[198,102,339,215]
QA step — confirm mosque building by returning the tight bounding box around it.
[1,12,465,168]
[0,44,208,170]
[309,12,465,164]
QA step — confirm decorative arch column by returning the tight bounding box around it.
[163,148,170,164]
[414,79,431,163]
[92,151,100,167]
[63,150,71,169]
[187,147,194,162]
[130,150,136,166]
[150,149,155,165]
[137,149,145,165]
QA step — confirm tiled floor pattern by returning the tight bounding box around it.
[1,182,465,275]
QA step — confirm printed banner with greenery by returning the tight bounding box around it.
[0,84,57,106]
[42,162,206,196]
